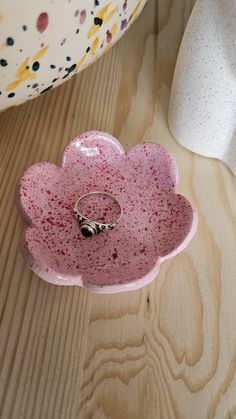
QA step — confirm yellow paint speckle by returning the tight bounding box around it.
[88,24,99,38]
[32,45,49,61]
[77,54,87,69]
[104,43,112,54]
[7,57,36,91]
[97,3,111,19]
[88,3,114,38]
[129,0,142,22]
[90,37,99,55]
[16,57,36,81]
[110,23,118,36]
[103,6,118,24]
[6,80,22,91]
[6,46,50,91]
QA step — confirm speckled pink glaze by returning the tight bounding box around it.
[16,131,198,293]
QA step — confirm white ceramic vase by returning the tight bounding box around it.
[169,0,236,175]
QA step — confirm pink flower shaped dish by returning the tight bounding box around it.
[16,131,198,294]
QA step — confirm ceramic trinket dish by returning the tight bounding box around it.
[169,0,236,175]
[0,0,147,112]
[16,131,198,294]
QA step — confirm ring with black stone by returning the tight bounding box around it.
[73,191,122,238]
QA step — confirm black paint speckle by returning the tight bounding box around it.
[66,56,71,61]
[94,17,103,26]
[52,78,58,83]
[8,92,15,98]
[86,46,90,53]
[22,25,27,31]
[32,61,40,71]
[40,85,53,94]
[0,59,8,67]
[68,63,76,72]
[62,63,77,79]
[26,65,29,69]
[50,64,56,69]
[76,28,80,34]
[6,37,14,46]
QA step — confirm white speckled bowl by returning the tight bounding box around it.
[0,0,146,112]
[169,0,236,175]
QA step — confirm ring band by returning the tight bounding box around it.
[73,191,122,237]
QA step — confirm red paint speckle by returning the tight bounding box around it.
[37,12,49,33]
[106,30,112,43]
[121,19,128,30]
[80,10,86,24]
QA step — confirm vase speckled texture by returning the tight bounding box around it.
[0,0,146,112]
[16,131,197,294]
[169,0,236,175]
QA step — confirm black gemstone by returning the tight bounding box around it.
[81,225,94,237]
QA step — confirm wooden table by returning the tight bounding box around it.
[1,1,236,418]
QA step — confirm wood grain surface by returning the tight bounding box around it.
[1,0,236,418]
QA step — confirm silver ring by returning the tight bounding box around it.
[73,191,122,237]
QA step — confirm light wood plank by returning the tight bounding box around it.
[1,0,236,418]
